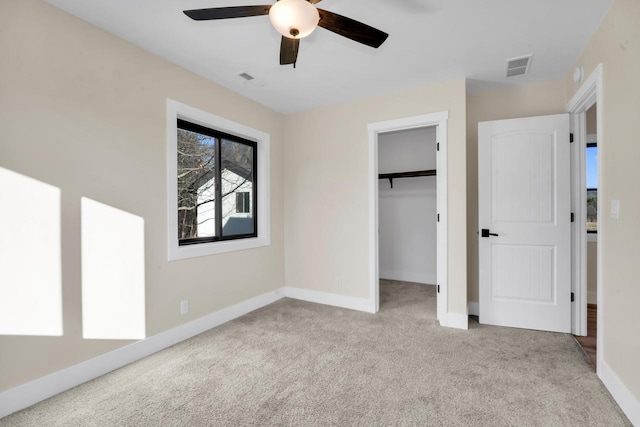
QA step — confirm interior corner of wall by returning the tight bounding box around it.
[468,301,479,317]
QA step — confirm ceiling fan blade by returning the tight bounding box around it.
[317,9,388,48]
[309,0,323,3]
[280,36,300,67]
[183,6,271,21]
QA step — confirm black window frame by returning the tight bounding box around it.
[586,142,597,234]
[177,118,258,246]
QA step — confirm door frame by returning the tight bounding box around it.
[566,64,603,372]
[367,111,449,325]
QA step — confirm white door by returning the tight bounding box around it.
[479,114,571,333]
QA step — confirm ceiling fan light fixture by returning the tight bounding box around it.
[269,0,319,39]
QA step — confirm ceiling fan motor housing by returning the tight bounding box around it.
[269,0,320,39]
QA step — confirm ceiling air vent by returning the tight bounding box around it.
[505,54,533,77]
[238,72,255,81]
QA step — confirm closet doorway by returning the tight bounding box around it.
[377,127,437,312]
[368,111,449,326]
[378,126,438,286]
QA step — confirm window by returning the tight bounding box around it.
[167,99,270,260]
[586,142,597,233]
[236,192,250,213]
[177,119,257,245]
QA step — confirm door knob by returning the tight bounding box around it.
[481,228,499,238]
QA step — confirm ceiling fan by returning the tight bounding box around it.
[183,0,389,68]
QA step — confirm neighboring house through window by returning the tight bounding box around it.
[166,99,271,261]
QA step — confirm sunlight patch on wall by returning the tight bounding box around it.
[81,198,146,340]
[0,167,63,336]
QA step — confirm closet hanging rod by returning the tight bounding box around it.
[378,169,436,188]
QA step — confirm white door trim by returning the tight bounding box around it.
[566,64,603,370]
[367,111,449,325]
[569,111,588,335]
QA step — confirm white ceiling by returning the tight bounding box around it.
[43,0,612,114]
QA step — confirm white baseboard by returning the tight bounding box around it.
[284,287,375,313]
[440,311,469,330]
[379,269,436,285]
[468,302,479,316]
[587,291,598,305]
[0,288,285,419]
[599,359,640,425]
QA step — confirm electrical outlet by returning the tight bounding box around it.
[180,300,189,315]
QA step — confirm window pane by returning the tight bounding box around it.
[587,189,597,231]
[221,139,255,237]
[586,146,598,188]
[177,128,217,240]
[586,145,597,232]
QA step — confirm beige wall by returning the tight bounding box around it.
[0,0,285,392]
[465,79,567,303]
[284,79,468,314]
[565,0,640,401]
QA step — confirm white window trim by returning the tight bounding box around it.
[166,99,271,261]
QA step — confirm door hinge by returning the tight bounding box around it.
[571,292,575,302]
[571,213,575,223]
[437,284,440,293]
[437,213,440,222]
[570,133,574,143]
[437,142,440,151]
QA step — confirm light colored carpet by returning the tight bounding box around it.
[1,280,630,426]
